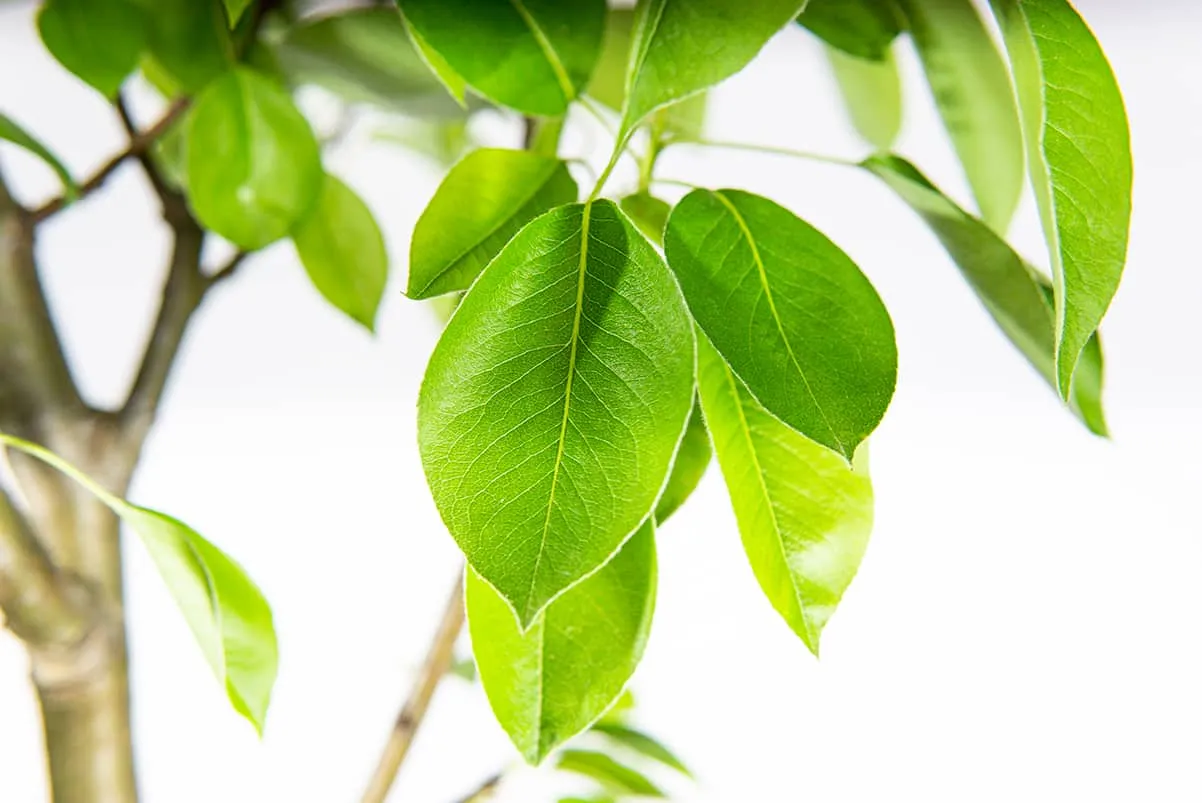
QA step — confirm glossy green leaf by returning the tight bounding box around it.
[291,174,388,331]
[865,154,1106,434]
[618,192,671,246]
[223,0,252,26]
[0,433,277,732]
[590,721,691,777]
[398,0,607,116]
[654,399,710,525]
[37,0,147,98]
[138,0,232,93]
[0,113,77,199]
[695,338,873,655]
[468,523,656,764]
[621,0,804,135]
[898,0,1023,233]
[825,44,902,150]
[399,9,468,106]
[407,148,578,300]
[990,0,1132,398]
[665,189,896,460]
[185,67,322,250]
[797,0,903,61]
[273,8,466,117]
[419,200,694,626]
[557,750,665,797]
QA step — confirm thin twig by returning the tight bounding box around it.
[452,771,504,803]
[663,137,860,167]
[360,569,467,803]
[29,98,191,224]
[114,94,187,215]
[204,250,253,290]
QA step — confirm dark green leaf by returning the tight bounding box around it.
[398,0,607,116]
[695,338,874,655]
[557,750,665,797]
[419,200,694,626]
[665,189,897,460]
[621,0,805,135]
[590,721,691,777]
[223,0,252,26]
[825,44,902,150]
[399,9,468,106]
[654,399,710,525]
[0,433,277,733]
[291,174,388,331]
[619,192,671,247]
[797,0,903,61]
[468,523,656,764]
[898,0,1023,233]
[138,0,233,93]
[0,113,77,199]
[865,154,1106,435]
[37,0,147,98]
[407,148,577,300]
[990,0,1132,398]
[185,67,322,250]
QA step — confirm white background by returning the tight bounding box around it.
[1,1,1200,800]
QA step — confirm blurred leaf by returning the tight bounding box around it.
[291,174,388,331]
[654,399,710,525]
[0,433,277,733]
[37,0,147,98]
[149,115,188,191]
[0,113,77,199]
[448,654,476,682]
[618,192,671,246]
[138,0,233,93]
[373,118,472,167]
[825,44,902,150]
[797,0,903,61]
[557,750,665,797]
[185,67,322,250]
[223,0,252,26]
[590,722,691,777]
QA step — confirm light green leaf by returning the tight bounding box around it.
[407,148,578,300]
[989,0,1132,398]
[398,0,607,116]
[448,654,477,682]
[185,67,322,250]
[825,44,903,150]
[618,192,671,246]
[654,399,710,525]
[399,9,467,106]
[291,174,388,331]
[37,0,147,98]
[664,189,897,460]
[0,433,277,733]
[865,154,1106,435]
[797,0,903,61]
[0,113,77,200]
[621,0,804,135]
[557,750,665,798]
[223,0,252,26]
[897,0,1023,233]
[138,0,233,93]
[695,338,873,655]
[468,523,656,764]
[590,721,691,777]
[419,200,694,626]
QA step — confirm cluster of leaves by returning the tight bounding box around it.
[4,0,1132,785]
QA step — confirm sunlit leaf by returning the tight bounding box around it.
[590,721,691,777]
[654,399,710,525]
[797,0,903,61]
[618,192,671,246]
[37,0,147,98]
[557,750,665,797]
[0,113,77,199]
[825,44,902,150]
[399,9,468,106]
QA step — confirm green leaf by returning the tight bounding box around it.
[864,154,1106,435]
[418,200,694,626]
[621,0,804,135]
[590,721,691,777]
[0,113,77,200]
[0,433,277,733]
[654,399,710,525]
[291,174,388,331]
[399,9,468,107]
[618,192,671,247]
[557,750,665,797]
[797,0,903,61]
[223,0,252,26]
[989,0,1132,398]
[825,44,902,150]
[138,0,233,93]
[467,523,656,764]
[185,67,322,250]
[448,654,477,682]
[664,189,896,460]
[695,338,874,655]
[398,0,607,116]
[897,0,1023,233]
[407,148,578,300]
[37,0,147,98]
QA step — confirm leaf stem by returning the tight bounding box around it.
[664,138,859,168]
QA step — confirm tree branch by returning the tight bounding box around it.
[360,569,467,803]
[29,98,191,225]
[453,772,504,803]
